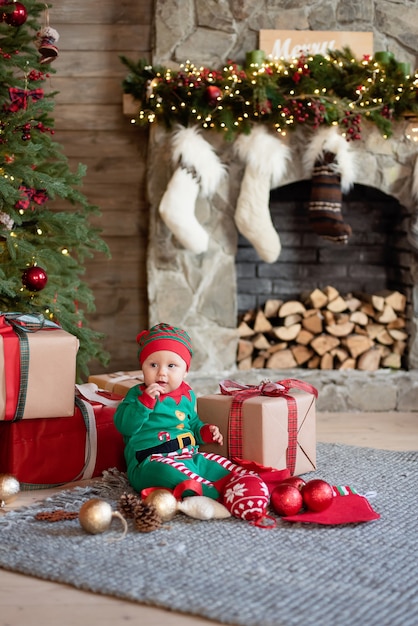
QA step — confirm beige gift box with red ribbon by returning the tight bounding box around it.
[88,370,144,397]
[0,313,79,421]
[197,379,317,476]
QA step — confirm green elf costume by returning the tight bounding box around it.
[114,323,237,499]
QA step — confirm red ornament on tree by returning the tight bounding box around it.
[205,85,222,105]
[22,265,48,291]
[3,2,27,27]
[270,483,303,517]
[301,479,334,512]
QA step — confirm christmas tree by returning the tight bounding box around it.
[0,0,109,378]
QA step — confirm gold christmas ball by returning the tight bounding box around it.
[144,489,178,521]
[0,474,20,507]
[79,498,113,534]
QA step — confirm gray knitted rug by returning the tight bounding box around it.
[0,442,417,626]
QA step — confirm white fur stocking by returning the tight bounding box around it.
[234,126,290,263]
[159,125,226,254]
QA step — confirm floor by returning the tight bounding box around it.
[1,411,417,626]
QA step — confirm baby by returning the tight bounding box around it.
[114,322,233,499]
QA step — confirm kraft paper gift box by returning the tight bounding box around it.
[0,313,79,421]
[0,387,126,486]
[88,370,144,397]
[197,379,317,476]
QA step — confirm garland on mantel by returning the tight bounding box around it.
[121,47,418,141]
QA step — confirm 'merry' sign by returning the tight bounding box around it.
[259,31,374,60]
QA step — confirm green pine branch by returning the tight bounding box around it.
[1,0,110,379]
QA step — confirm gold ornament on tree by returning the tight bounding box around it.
[78,498,128,538]
[0,474,20,508]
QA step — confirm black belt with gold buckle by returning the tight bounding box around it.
[135,435,193,464]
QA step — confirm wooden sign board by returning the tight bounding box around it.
[259,31,374,60]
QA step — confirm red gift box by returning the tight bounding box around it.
[0,388,126,486]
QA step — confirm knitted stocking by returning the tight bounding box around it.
[158,125,226,255]
[234,126,290,263]
[304,127,356,244]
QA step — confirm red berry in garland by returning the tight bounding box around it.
[22,265,48,291]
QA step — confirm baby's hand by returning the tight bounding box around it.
[144,383,164,399]
[208,424,223,446]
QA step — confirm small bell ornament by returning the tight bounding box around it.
[36,26,60,64]
[36,7,59,64]
[0,474,20,508]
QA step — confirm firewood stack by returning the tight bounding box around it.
[237,286,408,371]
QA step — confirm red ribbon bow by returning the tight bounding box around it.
[15,186,48,210]
[219,379,318,475]
[8,87,44,112]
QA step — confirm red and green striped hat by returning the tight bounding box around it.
[137,323,193,368]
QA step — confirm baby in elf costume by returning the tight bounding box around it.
[114,323,235,500]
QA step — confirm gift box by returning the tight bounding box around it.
[197,379,317,476]
[0,387,126,486]
[88,370,144,397]
[0,313,79,421]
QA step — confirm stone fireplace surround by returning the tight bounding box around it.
[136,0,418,411]
[146,123,418,412]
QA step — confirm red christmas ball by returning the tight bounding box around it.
[4,2,27,27]
[271,483,303,517]
[280,476,306,491]
[301,479,334,512]
[205,85,222,104]
[22,266,48,291]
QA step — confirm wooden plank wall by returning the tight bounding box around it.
[47,0,153,375]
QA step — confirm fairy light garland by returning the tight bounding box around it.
[121,48,418,141]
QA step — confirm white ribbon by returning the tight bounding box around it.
[76,397,99,480]
[75,384,122,480]
[75,382,122,408]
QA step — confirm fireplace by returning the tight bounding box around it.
[237,182,411,310]
[145,123,418,410]
[236,179,413,368]
[147,124,418,411]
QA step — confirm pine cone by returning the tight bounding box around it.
[133,501,162,533]
[118,492,141,519]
